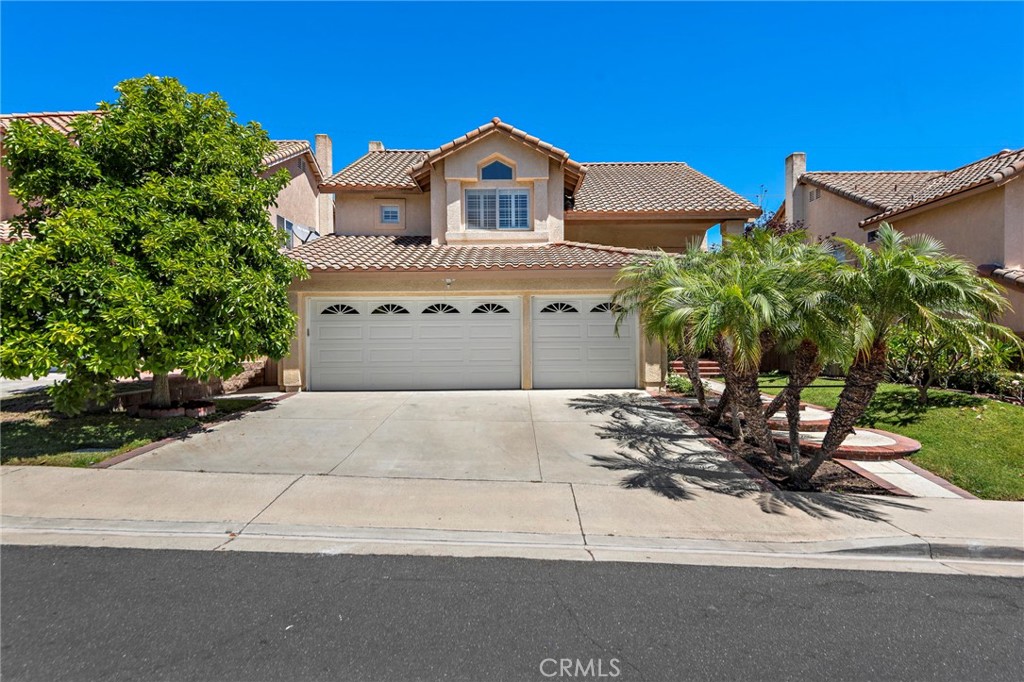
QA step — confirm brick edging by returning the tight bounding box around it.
[648,390,780,493]
[896,458,980,499]
[90,392,297,469]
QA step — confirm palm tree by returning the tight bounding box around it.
[614,243,714,413]
[794,223,1011,482]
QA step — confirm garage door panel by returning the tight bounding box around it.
[318,326,363,341]
[368,348,417,363]
[369,325,415,340]
[586,346,635,362]
[317,348,364,364]
[534,346,583,362]
[420,348,465,363]
[469,325,518,339]
[469,346,518,363]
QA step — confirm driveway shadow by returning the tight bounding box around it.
[569,393,922,521]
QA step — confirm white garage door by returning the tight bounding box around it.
[532,296,638,389]
[308,298,521,390]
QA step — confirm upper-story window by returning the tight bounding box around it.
[380,205,401,224]
[466,189,530,230]
[480,160,514,180]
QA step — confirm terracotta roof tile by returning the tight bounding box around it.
[285,234,650,271]
[0,111,100,135]
[321,150,428,190]
[569,162,760,216]
[262,140,323,180]
[801,171,943,211]
[408,118,583,182]
[860,148,1024,226]
[978,264,1024,293]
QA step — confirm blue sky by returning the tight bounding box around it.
[3,1,1023,242]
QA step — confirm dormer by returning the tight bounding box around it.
[409,118,585,245]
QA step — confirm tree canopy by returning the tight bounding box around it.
[0,75,307,412]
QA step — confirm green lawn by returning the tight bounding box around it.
[1,397,264,468]
[758,376,1024,501]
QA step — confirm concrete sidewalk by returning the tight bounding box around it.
[3,467,1022,576]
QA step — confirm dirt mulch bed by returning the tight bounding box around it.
[664,389,893,496]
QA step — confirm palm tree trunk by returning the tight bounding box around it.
[764,340,821,420]
[785,388,802,469]
[794,341,888,482]
[150,372,172,408]
[683,354,708,413]
[734,364,782,463]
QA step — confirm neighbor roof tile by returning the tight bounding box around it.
[321,150,429,190]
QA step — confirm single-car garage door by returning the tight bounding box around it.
[308,298,521,390]
[532,296,638,389]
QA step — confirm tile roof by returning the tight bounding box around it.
[320,149,428,190]
[860,148,1024,226]
[408,118,584,188]
[801,171,943,211]
[1,110,316,173]
[802,148,1024,227]
[568,162,761,216]
[978,264,1024,293]
[262,140,323,180]
[285,234,651,271]
[0,111,100,135]
[0,220,30,244]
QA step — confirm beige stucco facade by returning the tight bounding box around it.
[265,154,321,233]
[334,191,431,236]
[279,269,664,391]
[565,217,715,251]
[791,173,1024,333]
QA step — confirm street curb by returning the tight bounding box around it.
[4,516,1021,564]
[91,392,297,469]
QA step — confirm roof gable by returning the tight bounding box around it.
[408,118,585,190]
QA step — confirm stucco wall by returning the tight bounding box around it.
[266,155,320,231]
[802,186,877,245]
[0,146,22,221]
[280,269,664,390]
[890,187,1006,266]
[335,191,431,236]
[564,218,716,251]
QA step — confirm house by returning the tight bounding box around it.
[0,111,326,246]
[777,149,1024,334]
[278,118,760,391]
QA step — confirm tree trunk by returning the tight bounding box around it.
[916,383,929,405]
[794,341,888,482]
[764,340,821,420]
[734,364,782,463]
[785,388,802,470]
[710,384,731,425]
[683,354,708,413]
[150,372,172,408]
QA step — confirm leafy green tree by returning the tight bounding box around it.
[0,76,306,413]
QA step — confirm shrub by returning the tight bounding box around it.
[666,373,694,395]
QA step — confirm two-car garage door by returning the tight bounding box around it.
[307,296,637,391]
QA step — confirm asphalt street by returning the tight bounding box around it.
[1,545,1021,681]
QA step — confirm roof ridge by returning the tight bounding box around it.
[929,147,1024,179]
[0,110,100,119]
[557,240,659,256]
[582,161,689,166]
[804,170,944,175]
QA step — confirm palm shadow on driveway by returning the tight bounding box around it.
[568,393,921,521]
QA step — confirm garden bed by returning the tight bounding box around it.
[1,394,265,468]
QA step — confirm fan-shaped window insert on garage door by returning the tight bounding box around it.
[532,297,637,389]
[308,298,521,390]
[321,304,359,315]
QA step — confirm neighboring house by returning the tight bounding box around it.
[0,111,326,246]
[279,118,760,391]
[777,149,1024,334]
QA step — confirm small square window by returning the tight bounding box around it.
[380,205,400,224]
[866,230,879,243]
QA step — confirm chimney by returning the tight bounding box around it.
[314,134,333,234]
[368,140,384,152]
[784,152,807,224]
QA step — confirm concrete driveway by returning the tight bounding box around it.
[116,390,750,489]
